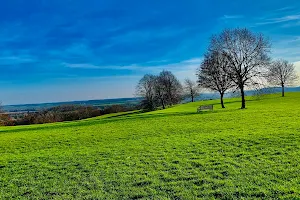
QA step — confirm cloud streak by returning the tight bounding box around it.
[220,15,244,20]
[257,15,300,25]
[63,58,202,74]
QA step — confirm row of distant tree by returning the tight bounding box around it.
[0,104,138,126]
[137,28,298,110]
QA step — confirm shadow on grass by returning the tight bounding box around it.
[101,110,146,119]
[95,107,241,122]
[202,98,259,107]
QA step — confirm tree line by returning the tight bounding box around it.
[0,104,139,126]
[138,28,298,110]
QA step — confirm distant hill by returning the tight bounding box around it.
[3,97,142,112]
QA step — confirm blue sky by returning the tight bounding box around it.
[0,0,300,105]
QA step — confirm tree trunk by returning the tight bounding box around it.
[240,86,246,109]
[191,95,194,102]
[161,98,165,109]
[281,83,285,97]
[220,92,225,108]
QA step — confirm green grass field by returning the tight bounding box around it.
[1,93,300,199]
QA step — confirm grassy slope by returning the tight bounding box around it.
[0,93,300,199]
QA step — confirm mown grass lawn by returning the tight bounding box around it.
[0,93,300,199]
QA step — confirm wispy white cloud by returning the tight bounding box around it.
[64,58,201,71]
[63,58,202,81]
[64,63,102,69]
[274,6,295,12]
[220,15,244,20]
[0,55,36,65]
[257,14,300,25]
[63,62,140,70]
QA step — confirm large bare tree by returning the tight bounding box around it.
[266,59,298,97]
[197,51,234,108]
[184,78,199,102]
[210,28,271,109]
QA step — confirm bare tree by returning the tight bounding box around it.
[210,28,271,109]
[197,51,234,108]
[137,71,183,110]
[136,74,157,110]
[157,70,183,107]
[266,59,298,97]
[184,78,199,102]
[154,75,167,109]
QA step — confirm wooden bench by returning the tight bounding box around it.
[197,105,213,112]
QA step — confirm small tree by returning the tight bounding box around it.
[137,71,183,110]
[157,70,183,107]
[266,59,298,97]
[184,78,199,102]
[210,28,271,109]
[197,51,234,108]
[136,74,157,110]
[154,75,167,109]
